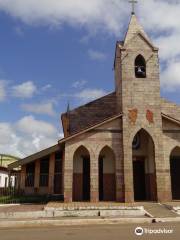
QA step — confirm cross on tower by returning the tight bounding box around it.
[129,0,138,15]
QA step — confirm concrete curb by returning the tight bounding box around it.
[1,217,180,228]
[0,204,20,207]
[0,207,145,219]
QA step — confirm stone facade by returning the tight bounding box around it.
[10,13,180,203]
[115,15,170,202]
[63,118,123,202]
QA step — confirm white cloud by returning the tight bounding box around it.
[41,84,52,91]
[12,81,37,98]
[0,1,180,90]
[88,49,107,61]
[0,80,6,101]
[72,80,87,89]
[0,122,21,157]
[16,115,56,136]
[21,102,56,116]
[0,116,60,157]
[60,88,107,103]
[0,1,179,91]
[155,34,180,62]
[0,0,129,34]
[75,88,107,102]
[0,123,15,145]
[14,26,24,36]
[161,61,180,92]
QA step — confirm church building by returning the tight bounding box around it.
[9,12,180,203]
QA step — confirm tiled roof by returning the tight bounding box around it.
[161,98,180,122]
[62,92,118,135]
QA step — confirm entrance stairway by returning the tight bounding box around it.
[139,202,179,218]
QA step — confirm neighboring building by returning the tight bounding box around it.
[0,154,20,168]
[0,155,19,188]
[9,13,180,202]
[0,167,16,188]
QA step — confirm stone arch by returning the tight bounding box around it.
[170,146,180,200]
[98,146,116,201]
[132,128,157,201]
[135,54,146,78]
[73,145,90,201]
[129,126,157,147]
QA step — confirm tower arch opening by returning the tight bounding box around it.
[135,54,146,78]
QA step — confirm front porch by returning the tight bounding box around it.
[17,145,121,203]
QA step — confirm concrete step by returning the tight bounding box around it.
[141,202,178,218]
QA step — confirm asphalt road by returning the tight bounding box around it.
[0,222,180,240]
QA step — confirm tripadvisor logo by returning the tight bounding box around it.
[135,226,174,236]
[135,227,144,236]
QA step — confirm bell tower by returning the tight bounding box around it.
[114,13,171,202]
[115,13,160,112]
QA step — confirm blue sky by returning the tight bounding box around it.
[0,0,179,157]
[0,11,118,120]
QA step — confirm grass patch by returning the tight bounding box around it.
[0,195,49,204]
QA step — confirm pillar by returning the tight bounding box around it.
[123,147,134,203]
[61,150,65,194]
[90,153,99,202]
[64,145,73,202]
[48,153,55,194]
[20,165,26,190]
[34,159,40,189]
[115,156,124,202]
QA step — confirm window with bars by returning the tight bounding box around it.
[39,157,49,187]
[54,152,63,194]
[25,162,35,187]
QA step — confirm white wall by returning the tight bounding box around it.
[73,147,89,174]
[0,171,15,188]
[100,147,115,174]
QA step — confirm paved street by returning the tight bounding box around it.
[0,223,180,240]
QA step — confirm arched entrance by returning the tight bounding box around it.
[132,129,157,201]
[73,146,90,201]
[170,147,180,200]
[98,146,116,201]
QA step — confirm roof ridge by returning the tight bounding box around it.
[162,112,180,125]
[59,113,122,144]
[62,91,116,115]
[124,14,151,46]
[161,97,180,107]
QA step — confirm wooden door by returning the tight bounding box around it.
[170,158,180,199]
[83,157,90,201]
[133,159,146,201]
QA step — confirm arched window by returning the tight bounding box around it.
[135,55,146,78]
[73,146,90,201]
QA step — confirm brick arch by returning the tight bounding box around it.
[129,126,156,148]
[73,145,90,157]
[131,127,157,201]
[73,145,90,202]
[169,146,180,158]
[98,145,116,201]
[98,145,115,156]
[72,144,93,157]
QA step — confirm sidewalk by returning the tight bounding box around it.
[1,216,180,229]
[0,202,146,219]
[0,204,44,213]
[0,202,180,228]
